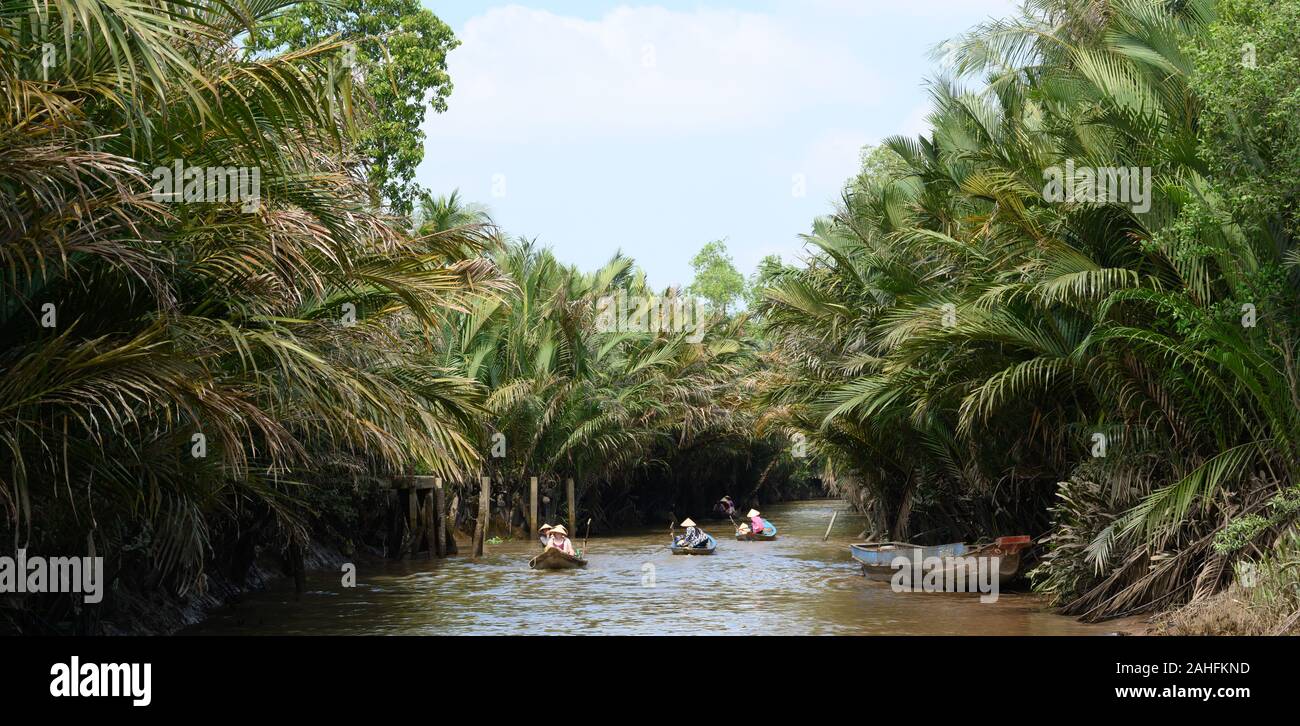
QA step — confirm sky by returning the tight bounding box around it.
[417,0,1019,289]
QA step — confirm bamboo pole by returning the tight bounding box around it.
[434,478,446,558]
[566,477,576,536]
[823,510,838,542]
[529,477,539,542]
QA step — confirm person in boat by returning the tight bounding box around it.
[674,518,710,548]
[538,523,553,548]
[747,509,766,535]
[714,496,736,518]
[545,524,577,556]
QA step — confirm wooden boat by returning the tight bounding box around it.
[671,534,717,555]
[735,519,778,541]
[529,546,588,570]
[849,536,1031,585]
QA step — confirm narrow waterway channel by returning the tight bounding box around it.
[189,500,1111,635]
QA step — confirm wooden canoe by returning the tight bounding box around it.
[529,546,588,570]
[671,534,717,555]
[735,520,778,541]
[849,536,1031,585]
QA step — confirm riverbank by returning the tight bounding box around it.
[90,541,351,636]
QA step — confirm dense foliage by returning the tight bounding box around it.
[0,0,510,631]
[429,230,803,530]
[755,0,1300,621]
[0,1,799,632]
[5,0,1296,633]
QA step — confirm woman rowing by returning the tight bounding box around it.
[714,496,736,518]
[674,518,710,548]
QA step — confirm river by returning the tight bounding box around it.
[187,499,1110,635]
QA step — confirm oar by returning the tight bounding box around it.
[658,518,677,552]
[582,517,592,556]
[727,513,740,537]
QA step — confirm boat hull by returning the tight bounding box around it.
[736,520,778,541]
[849,538,1028,586]
[529,547,588,570]
[671,534,717,555]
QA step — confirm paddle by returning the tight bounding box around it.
[658,518,678,552]
[582,517,592,556]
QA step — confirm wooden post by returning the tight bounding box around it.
[473,476,491,557]
[421,489,435,557]
[406,486,419,559]
[566,477,576,536]
[529,477,539,541]
[433,478,446,558]
[504,491,514,539]
[383,484,401,559]
[446,493,460,555]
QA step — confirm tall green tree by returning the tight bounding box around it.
[250,0,460,216]
[689,239,745,314]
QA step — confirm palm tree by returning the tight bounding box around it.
[758,0,1298,620]
[428,237,780,530]
[0,0,502,624]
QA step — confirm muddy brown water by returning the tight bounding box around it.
[187,500,1110,635]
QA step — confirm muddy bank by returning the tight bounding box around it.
[103,541,353,636]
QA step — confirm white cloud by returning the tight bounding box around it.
[431,5,882,142]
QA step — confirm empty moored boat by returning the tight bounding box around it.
[849,536,1031,585]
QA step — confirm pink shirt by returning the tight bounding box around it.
[547,535,575,555]
[750,516,765,533]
